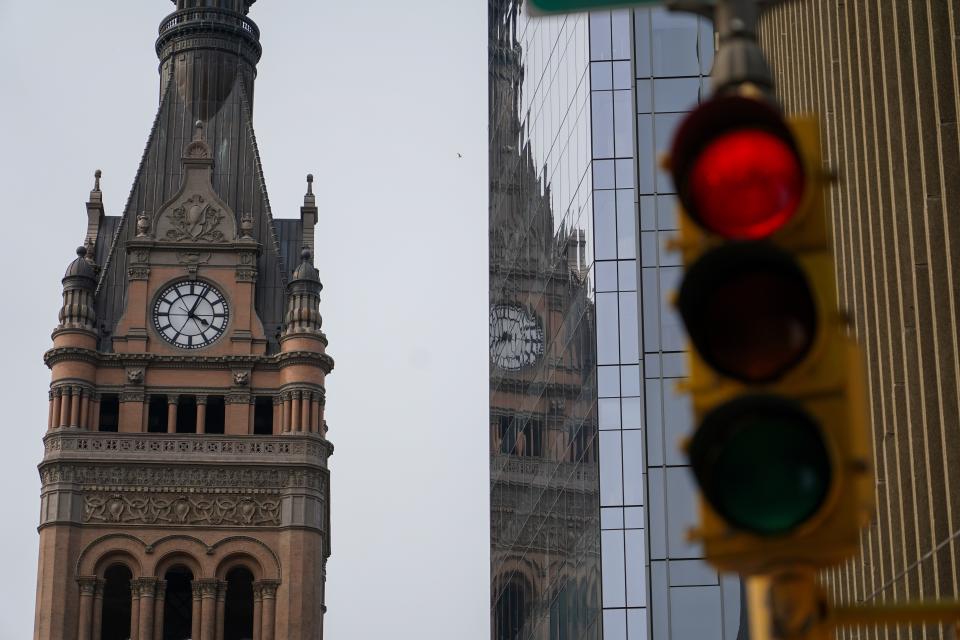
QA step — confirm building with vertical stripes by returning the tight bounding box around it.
[760,4,960,639]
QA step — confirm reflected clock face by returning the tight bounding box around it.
[490,304,545,370]
[153,281,229,349]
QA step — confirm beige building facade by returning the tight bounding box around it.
[759,3,960,638]
[34,2,333,639]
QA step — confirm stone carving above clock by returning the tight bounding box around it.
[151,121,238,244]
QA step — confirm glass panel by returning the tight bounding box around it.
[621,364,642,397]
[592,61,613,90]
[594,159,616,189]
[597,292,620,364]
[616,189,637,258]
[651,8,701,77]
[592,91,615,158]
[601,530,627,607]
[600,432,624,505]
[619,292,640,363]
[598,365,621,397]
[623,430,645,505]
[594,191,617,260]
[616,159,635,190]
[618,259,638,291]
[625,529,648,607]
[590,12,612,61]
[614,90,634,158]
[596,260,619,292]
[653,77,701,113]
[611,9,632,59]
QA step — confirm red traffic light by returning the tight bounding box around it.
[677,243,818,383]
[671,95,805,240]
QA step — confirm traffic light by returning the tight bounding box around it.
[669,93,874,575]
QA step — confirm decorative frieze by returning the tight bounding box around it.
[83,492,281,527]
[43,432,331,460]
[44,347,335,373]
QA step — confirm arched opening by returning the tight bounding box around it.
[224,567,255,640]
[163,566,194,640]
[494,578,530,640]
[100,564,133,640]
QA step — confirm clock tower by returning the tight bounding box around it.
[35,3,333,640]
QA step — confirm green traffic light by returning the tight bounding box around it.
[689,396,831,536]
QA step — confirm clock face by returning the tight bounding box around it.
[153,281,230,349]
[490,304,545,371]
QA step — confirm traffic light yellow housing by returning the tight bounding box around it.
[671,103,874,576]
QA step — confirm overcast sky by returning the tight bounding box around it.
[0,1,489,638]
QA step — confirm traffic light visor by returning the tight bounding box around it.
[671,95,805,240]
[678,243,818,383]
[689,396,832,536]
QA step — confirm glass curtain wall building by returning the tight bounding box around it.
[489,3,746,639]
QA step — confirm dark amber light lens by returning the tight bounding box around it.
[678,243,817,384]
[689,396,831,536]
[688,129,804,240]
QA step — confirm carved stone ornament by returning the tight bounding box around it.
[239,211,254,238]
[126,368,145,384]
[153,131,238,243]
[128,266,150,280]
[233,371,250,386]
[136,211,151,238]
[83,492,281,526]
[165,194,226,242]
[176,250,212,265]
[133,249,150,264]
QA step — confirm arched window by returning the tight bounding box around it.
[163,566,194,640]
[494,579,529,640]
[100,564,132,640]
[224,567,255,640]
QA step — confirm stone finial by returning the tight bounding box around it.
[93,169,102,192]
[193,120,204,141]
[136,211,151,238]
[306,174,314,195]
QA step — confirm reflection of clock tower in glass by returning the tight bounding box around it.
[35,4,335,640]
[488,1,601,637]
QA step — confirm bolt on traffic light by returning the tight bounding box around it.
[669,93,874,575]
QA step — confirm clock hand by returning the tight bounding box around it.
[187,286,208,316]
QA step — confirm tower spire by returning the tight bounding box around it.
[156,0,263,116]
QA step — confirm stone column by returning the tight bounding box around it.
[196,395,207,434]
[290,391,301,432]
[59,387,71,428]
[258,581,278,640]
[92,578,105,640]
[215,580,227,640]
[191,581,203,640]
[153,580,166,640]
[51,388,61,428]
[311,393,321,432]
[301,393,312,433]
[167,395,178,434]
[129,579,142,640]
[70,385,82,427]
[77,576,98,640]
[272,397,281,435]
[198,578,219,640]
[79,389,90,429]
[137,578,159,640]
[252,583,263,640]
[90,395,101,431]
[47,390,55,429]
[281,395,291,433]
